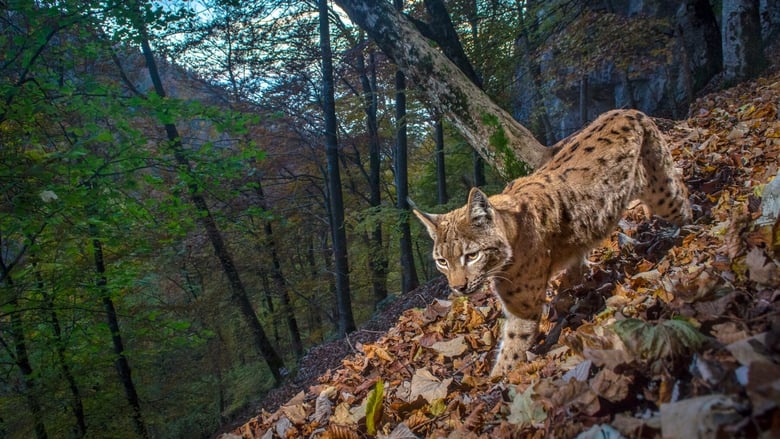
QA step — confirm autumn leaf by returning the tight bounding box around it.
[430,335,468,357]
[312,386,337,423]
[745,247,779,285]
[408,368,452,403]
[660,395,744,439]
[507,384,547,427]
[378,422,419,439]
[365,379,384,435]
[280,391,308,424]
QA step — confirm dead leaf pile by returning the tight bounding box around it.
[226,72,780,438]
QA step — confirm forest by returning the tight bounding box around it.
[1,0,778,438]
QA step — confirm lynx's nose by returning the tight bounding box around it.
[451,283,468,294]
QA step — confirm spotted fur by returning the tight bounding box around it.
[412,109,691,377]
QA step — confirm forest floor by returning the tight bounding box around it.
[220,66,780,438]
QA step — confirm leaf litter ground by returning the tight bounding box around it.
[223,70,780,439]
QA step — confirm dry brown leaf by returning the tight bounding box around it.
[323,424,360,439]
[745,247,779,285]
[312,386,337,423]
[710,321,750,345]
[408,368,452,403]
[660,394,745,439]
[590,368,631,402]
[430,335,468,357]
[378,422,419,439]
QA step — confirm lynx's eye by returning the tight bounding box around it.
[464,252,482,264]
[435,258,448,269]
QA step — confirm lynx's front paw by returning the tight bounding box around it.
[490,316,537,378]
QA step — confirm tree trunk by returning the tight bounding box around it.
[92,234,148,438]
[417,0,482,87]
[41,287,86,437]
[319,231,340,333]
[333,0,552,177]
[320,0,357,337]
[435,117,448,205]
[256,181,304,359]
[722,0,766,82]
[265,220,304,359]
[1,285,49,439]
[132,12,286,384]
[473,151,485,187]
[579,74,589,126]
[394,0,420,295]
[258,268,281,345]
[357,43,389,306]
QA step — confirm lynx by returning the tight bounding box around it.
[412,109,692,377]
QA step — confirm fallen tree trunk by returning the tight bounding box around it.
[333,0,553,177]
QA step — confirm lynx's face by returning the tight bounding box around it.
[411,188,512,295]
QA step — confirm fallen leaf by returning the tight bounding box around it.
[430,335,468,357]
[312,386,337,423]
[746,361,780,416]
[274,417,293,438]
[660,394,745,439]
[331,400,366,427]
[280,393,308,424]
[364,344,395,362]
[710,321,749,345]
[757,170,780,226]
[726,332,772,366]
[561,359,591,382]
[576,424,627,439]
[378,422,419,439]
[611,413,659,437]
[590,368,631,402]
[507,384,547,427]
[745,247,779,285]
[408,368,452,403]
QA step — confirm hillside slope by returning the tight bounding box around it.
[223,70,780,439]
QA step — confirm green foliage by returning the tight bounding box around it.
[611,318,706,374]
[365,378,384,435]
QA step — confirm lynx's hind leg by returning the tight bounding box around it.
[638,118,692,225]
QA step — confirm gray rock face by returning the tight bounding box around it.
[513,0,722,143]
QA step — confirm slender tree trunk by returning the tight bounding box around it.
[357,44,388,306]
[333,0,552,177]
[301,235,325,342]
[258,268,281,345]
[91,232,148,438]
[258,192,304,359]
[132,12,285,383]
[1,284,48,439]
[473,151,485,187]
[319,0,357,337]
[394,0,420,295]
[435,117,448,205]
[579,74,589,126]
[41,289,86,437]
[255,179,303,357]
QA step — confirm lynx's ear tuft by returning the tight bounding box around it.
[467,187,493,226]
[408,197,439,238]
